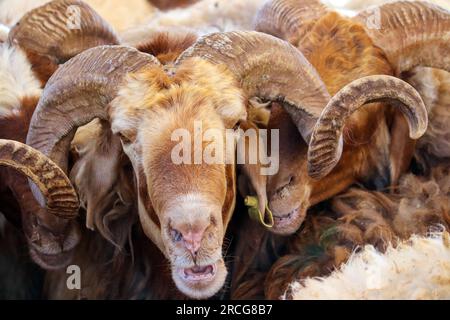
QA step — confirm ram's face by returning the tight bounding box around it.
[264,105,313,235]
[110,61,245,298]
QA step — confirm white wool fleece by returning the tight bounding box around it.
[0,24,9,42]
[289,231,450,300]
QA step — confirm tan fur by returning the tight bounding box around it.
[131,30,198,65]
[408,69,450,170]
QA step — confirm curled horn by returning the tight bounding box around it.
[254,0,329,41]
[26,46,161,175]
[354,1,450,75]
[0,139,79,219]
[8,0,120,82]
[307,75,428,179]
[176,31,331,142]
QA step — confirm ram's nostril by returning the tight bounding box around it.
[170,228,183,243]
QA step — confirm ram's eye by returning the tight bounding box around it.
[118,132,132,144]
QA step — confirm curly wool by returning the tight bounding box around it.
[289,231,450,300]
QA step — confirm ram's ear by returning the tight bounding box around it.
[389,110,416,186]
[236,120,267,215]
[69,119,124,231]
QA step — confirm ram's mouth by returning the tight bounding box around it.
[272,206,307,235]
[274,207,298,225]
[172,259,227,299]
[179,263,217,282]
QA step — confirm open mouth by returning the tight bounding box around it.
[180,263,217,282]
[172,259,227,299]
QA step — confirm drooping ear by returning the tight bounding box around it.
[223,163,237,230]
[236,120,267,216]
[389,109,416,187]
[69,119,124,231]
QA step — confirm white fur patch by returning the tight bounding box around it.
[0,24,9,42]
[0,43,41,116]
[289,231,450,300]
[145,0,266,35]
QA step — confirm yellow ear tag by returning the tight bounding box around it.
[244,196,274,228]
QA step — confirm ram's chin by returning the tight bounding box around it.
[172,259,227,299]
[271,205,307,235]
[29,247,74,270]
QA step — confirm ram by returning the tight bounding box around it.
[236,0,450,236]
[1,2,263,299]
[229,0,449,299]
[0,0,118,274]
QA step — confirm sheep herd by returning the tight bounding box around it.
[0,0,449,300]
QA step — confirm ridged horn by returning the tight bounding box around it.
[254,0,329,41]
[26,45,161,175]
[8,0,120,82]
[354,1,450,75]
[307,75,428,179]
[0,139,79,218]
[176,31,331,142]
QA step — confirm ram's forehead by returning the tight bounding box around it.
[110,58,246,130]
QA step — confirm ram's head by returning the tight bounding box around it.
[0,0,118,268]
[238,0,450,235]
